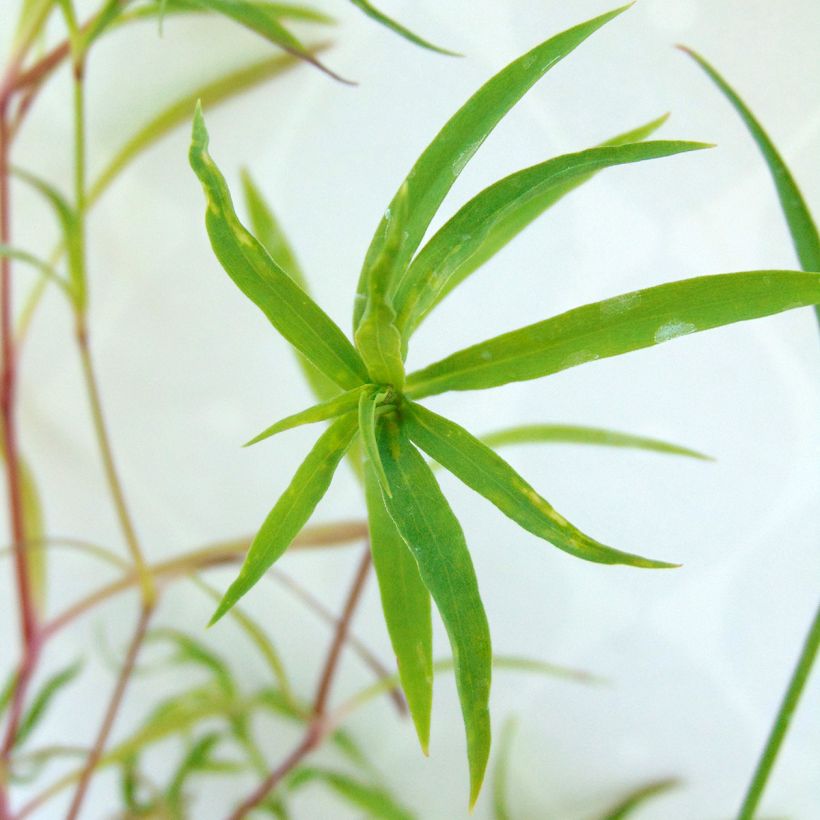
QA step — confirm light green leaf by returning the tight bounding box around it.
[245,384,373,446]
[210,413,359,623]
[492,718,517,820]
[404,402,675,568]
[14,0,54,50]
[364,460,432,751]
[20,457,47,617]
[406,271,820,398]
[352,3,633,330]
[680,48,820,281]
[377,420,491,806]
[0,245,72,300]
[148,629,235,695]
[289,766,415,820]
[123,0,334,26]
[395,140,711,338]
[348,0,456,56]
[241,168,340,403]
[190,107,370,391]
[481,423,712,461]
[359,390,392,496]
[0,671,16,719]
[16,661,83,747]
[599,777,680,820]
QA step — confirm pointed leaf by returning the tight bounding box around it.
[364,461,432,750]
[245,384,373,446]
[404,402,675,568]
[481,423,711,461]
[377,420,491,806]
[190,107,370,391]
[16,661,83,747]
[352,3,634,329]
[348,0,456,56]
[406,271,820,398]
[395,140,711,337]
[0,245,72,300]
[211,413,359,623]
[599,777,680,820]
[123,0,333,26]
[359,390,392,495]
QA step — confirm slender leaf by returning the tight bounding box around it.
[377,420,491,806]
[492,718,517,820]
[124,0,333,26]
[359,390,391,495]
[210,413,359,623]
[364,460,432,750]
[148,629,235,695]
[20,457,47,617]
[15,661,83,746]
[289,766,415,820]
[0,672,16,719]
[599,777,680,820]
[348,0,456,56]
[245,384,372,446]
[395,140,711,338]
[480,423,712,461]
[352,3,633,330]
[0,245,72,299]
[190,107,370,391]
[680,48,820,278]
[406,271,820,398]
[14,0,54,50]
[241,168,340,403]
[404,402,675,568]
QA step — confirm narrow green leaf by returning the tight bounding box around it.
[148,629,235,695]
[245,384,373,447]
[364,460,432,751]
[352,3,633,330]
[190,107,370,391]
[395,140,711,338]
[680,48,820,278]
[14,0,54,50]
[289,766,415,820]
[406,271,820,398]
[0,245,72,300]
[0,671,17,719]
[123,0,334,27]
[20,457,47,617]
[210,413,359,623]
[481,423,712,461]
[241,168,340,404]
[377,420,491,806]
[492,718,517,820]
[16,661,83,747]
[599,777,680,820]
[404,402,675,569]
[89,50,327,207]
[359,390,392,496]
[348,0,456,56]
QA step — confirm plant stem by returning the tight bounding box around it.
[64,604,154,820]
[228,545,373,819]
[736,601,820,819]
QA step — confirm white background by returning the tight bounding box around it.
[1,0,819,817]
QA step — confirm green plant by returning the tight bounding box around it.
[189,4,820,809]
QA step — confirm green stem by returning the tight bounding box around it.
[737,602,820,819]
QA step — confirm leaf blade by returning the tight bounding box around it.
[405,271,820,398]
[348,0,456,56]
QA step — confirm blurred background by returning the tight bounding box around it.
[1,0,819,816]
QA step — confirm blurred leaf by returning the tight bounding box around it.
[406,271,820,398]
[352,3,632,330]
[395,140,711,338]
[14,0,54,50]
[20,457,47,618]
[376,420,491,807]
[210,413,360,624]
[289,766,415,819]
[348,0,456,56]
[245,386,371,447]
[123,0,334,26]
[492,718,517,820]
[190,107,370,391]
[15,660,83,747]
[599,777,680,820]
[680,48,820,284]
[480,423,712,461]
[241,168,340,403]
[0,671,17,719]
[0,245,71,299]
[147,629,235,695]
[364,459,432,751]
[404,401,675,569]
[89,50,328,206]
[359,390,391,495]
[166,733,244,811]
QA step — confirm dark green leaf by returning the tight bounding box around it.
[190,107,370,391]
[404,401,675,568]
[210,413,359,623]
[480,423,711,461]
[245,385,372,447]
[599,777,680,820]
[289,766,415,820]
[359,390,392,495]
[406,271,820,398]
[16,661,83,747]
[352,3,633,330]
[377,420,491,806]
[364,460,432,750]
[394,140,711,338]
[348,0,456,56]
